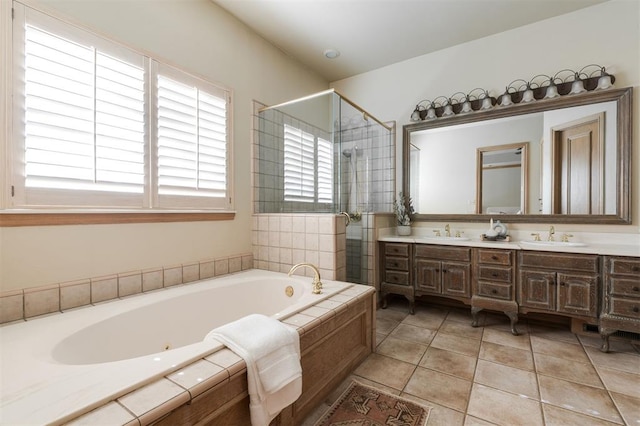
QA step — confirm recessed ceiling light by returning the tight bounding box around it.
[323,49,340,59]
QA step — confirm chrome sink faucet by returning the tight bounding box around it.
[288,263,323,294]
[547,226,555,241]
[445,224,451,237]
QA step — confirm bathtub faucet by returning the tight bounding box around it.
[288,263,323,294]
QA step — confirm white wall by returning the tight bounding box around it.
[0,0,328,291]
[332,0,640,232]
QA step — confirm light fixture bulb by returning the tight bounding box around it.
[544,83,559,99]
[481,97,493,110]
[521,87,535,103]
[410,108,421,121]
[596,75,613,90]
[442,104,454,116]
[569,74,586,94]
[499,92,513,106]
[426,107,436,119]
[461,99,472,113]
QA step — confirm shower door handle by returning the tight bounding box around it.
[340,212,351,227]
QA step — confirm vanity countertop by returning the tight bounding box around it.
[379,230,640,257]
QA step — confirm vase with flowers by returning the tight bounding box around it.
[393,192,414,236]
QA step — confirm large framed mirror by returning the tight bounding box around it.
[403,87,632,224]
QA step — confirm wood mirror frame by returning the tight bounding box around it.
[402,86,632,224]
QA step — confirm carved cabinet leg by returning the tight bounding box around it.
[505,311,519,335]
[600,327,617,353]
[471,307,482,327]
[408,297,415,315]
[380,291,388,309]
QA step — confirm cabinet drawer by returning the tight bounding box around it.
[478,266,512,283]
[477,249,512,266]
[519,251,598,273]
[609,257,640,276]
[415,245,471,262]
[477,281,512,300]
[609,277,640,297]
[610,297,640,319]
[385,257,409,271]
[385,243,410,257]
[384,271,410,286]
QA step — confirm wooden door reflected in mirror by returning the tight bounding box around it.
[476,142,529,215]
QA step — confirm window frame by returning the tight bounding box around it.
[3,1,234,226]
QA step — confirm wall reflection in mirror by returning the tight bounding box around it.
[404,87,632,224]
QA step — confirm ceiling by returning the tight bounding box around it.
[213,0,607,82]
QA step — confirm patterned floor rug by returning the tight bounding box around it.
[314,381,431,426]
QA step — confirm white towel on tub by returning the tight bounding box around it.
[204,314,302,426]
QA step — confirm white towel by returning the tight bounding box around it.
[204,314,302,426]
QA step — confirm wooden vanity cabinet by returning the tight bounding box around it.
[518,251,599,320]
[415,245,471,303]
[471,248,519,335]
[599,256,640,352]
[379,242,415,314]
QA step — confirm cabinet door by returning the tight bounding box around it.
[415,259,441,294]
[442,261,471,297]
[557,273,598,317]
[519,269,556,311]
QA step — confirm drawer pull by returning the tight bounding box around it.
[633,266,640,272]
[491,273,499,277]
[633,307,639,313]
[491,289,498,294]
[491,255,498,260]
[559,282,565,286]
[633,287,640,292]
[443,269,448,273]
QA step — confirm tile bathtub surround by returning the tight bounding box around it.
[62,282,374,425]
[252,213,347,281]
[0,252,253,324]
[301,298,640,426]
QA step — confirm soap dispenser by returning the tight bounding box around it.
[485,218,498,238]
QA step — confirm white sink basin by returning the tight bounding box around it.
[420,236,471,242]
[520,240,586,247]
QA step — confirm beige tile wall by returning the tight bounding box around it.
[252,213,346,281]
[0,252,253,325]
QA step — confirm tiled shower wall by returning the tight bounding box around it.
[252,214,346,281]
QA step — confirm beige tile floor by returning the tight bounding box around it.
[302,298,640,426]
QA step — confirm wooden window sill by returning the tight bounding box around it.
[0,212,235,227]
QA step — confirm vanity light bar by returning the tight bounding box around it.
[410,64,615,122]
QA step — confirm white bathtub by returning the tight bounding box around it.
[0,269,352,425]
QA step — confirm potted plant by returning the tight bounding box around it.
[393,192,414,236]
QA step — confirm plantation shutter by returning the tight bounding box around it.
[317,137,333,203]
[283,124,315,202]
[155,66,230,208]
[18,12,146,207]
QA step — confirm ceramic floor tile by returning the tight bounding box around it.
[419,347,477,381]
[542,403,622,426]
[481,328,531,351]
[404,367,472,412]
[474,359,539,400]
[578,334,639,353]
[585,345,640,375]
[528,322,580,344]
[430,332,481,358]
[538,375,623,424]
[445,308,475,324]
[478,340,534,371]
[481,312,526,334]
[401,397,465,426]
[596,365,640,398]
[610,391,640,425]
[439,320,484,340]
[534,352,603,388]
[402,308,447,330]
[530,335,589,362]
[352,353,415,390]
[390,323,436,345]
[466,383,543,425]
[376,316,401,335]
[376,307,409,323]
[464,415,498,426]
[376,335,428,365]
